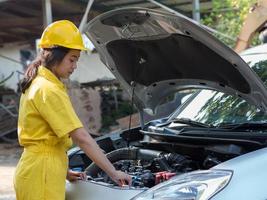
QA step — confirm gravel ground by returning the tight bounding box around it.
[0,143,22,200]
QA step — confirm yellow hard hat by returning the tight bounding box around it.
[38,20,87,50]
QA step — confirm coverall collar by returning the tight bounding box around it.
[38,65,65,89]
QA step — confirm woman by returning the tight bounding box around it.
[14,20,132,200]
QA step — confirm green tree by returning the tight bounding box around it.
[201,0,258,47]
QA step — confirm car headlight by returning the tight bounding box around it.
[131,169,232,200]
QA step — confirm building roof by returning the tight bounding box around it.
[0,0,212,46]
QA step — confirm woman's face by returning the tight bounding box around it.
[52,49,80,79]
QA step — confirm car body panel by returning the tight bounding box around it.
[211,147,267,200]
[84,7,267,114]
[66,181,144,200]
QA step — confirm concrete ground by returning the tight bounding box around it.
[0,143,22,200]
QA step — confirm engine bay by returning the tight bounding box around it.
[69,124,264,189]
[86,148,199,188]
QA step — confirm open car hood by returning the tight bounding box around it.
[84,8,267,114]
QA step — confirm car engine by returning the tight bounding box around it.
[69,124,262,190]
[84,143,245,188]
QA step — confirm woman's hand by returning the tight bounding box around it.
[109,170,132,186]
[70,129,132,186]
[67,170,87,182]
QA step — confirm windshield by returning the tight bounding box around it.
[174,56,267,126]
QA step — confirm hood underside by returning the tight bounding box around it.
[84,8,267,114]
[106,34,248,92]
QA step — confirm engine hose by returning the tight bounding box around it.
[85,147,163,176]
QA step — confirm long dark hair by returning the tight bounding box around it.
[20,47,70,93]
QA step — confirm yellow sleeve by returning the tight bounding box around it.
[33,87,83,138]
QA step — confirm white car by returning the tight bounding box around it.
[66,8,267,200]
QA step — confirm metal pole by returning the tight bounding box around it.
[79,0,95,31]
[139,110,144,130]
[42,0,53,29]
[192,0,200,22]
[147,0,235,42]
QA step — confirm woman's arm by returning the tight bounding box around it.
[69,127,132,186]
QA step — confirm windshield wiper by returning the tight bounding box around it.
[167,118,212,128]
[217,122,267,131]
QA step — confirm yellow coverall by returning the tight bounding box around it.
[14,66,83,200]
